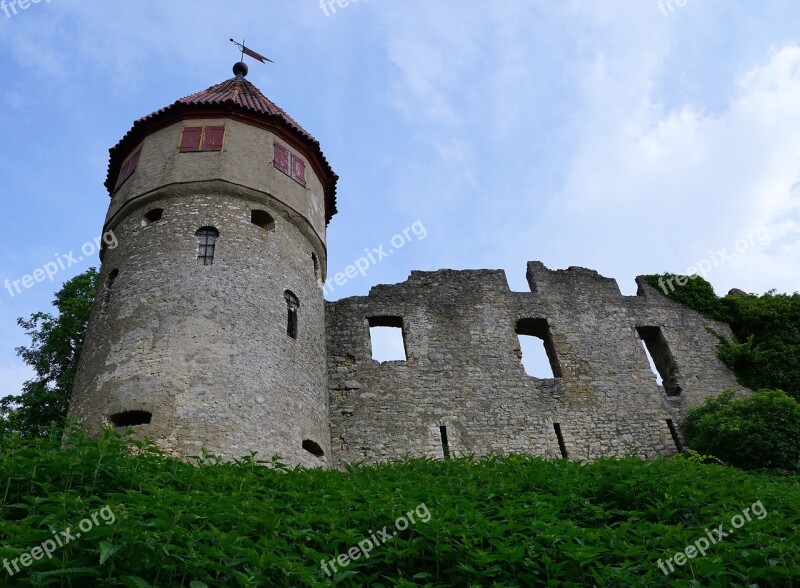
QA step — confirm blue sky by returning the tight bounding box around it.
[1,0,799,396]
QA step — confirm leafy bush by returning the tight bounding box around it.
[1,429,798,587]
[683,389,800,471]
[643,274,800,401]
[643,273,732,323]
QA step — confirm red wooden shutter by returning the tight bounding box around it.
[114,159,131,190]
[202,126,225,151]
[179,127,202,152]
[291,154,306,186]
[273,142,290,174]
[125,148,142,179]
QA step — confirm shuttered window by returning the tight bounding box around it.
[203,126,225,151]
[179,126,203,152]
[274,141,308,187]
[291,154,306,186]
[273,142,290,174]
[113,147,143,191]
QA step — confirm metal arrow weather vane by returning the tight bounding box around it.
[230,38,274,65]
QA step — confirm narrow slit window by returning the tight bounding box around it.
[196,227,219,266]
[515,318,562,378]
[311,252,320,282]
[142,208,164,226]
[439,425,451,459]
[109,410,152,427]
[553,423,568,459]
[101,269,119,311]
[285,290,299,339]
[666,419,684,452]
[637,326,682,396]
[368,316,407,362]
[302,439,324,458]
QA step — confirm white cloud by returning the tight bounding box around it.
[557,43,800,294]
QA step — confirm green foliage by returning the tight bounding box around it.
[643,273,732,323]
[684,389,800,471]
[643,274,800,401]
[0,269,98,438]
[721,291,800,400]
[1,430,799,587]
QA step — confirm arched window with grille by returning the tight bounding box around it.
[196,227,219,266]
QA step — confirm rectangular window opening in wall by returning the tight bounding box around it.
[439,425,451,460]
[367,316,407,362]
[109,410,152,428]
[637,326,682,396]
[516,318,562,378]
[553,423,568,459]
[666,419,684,452]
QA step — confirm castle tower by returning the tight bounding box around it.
[68,62,338,467]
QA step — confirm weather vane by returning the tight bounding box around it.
[230,39,273,64]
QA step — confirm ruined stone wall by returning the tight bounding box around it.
[325,262,746,467]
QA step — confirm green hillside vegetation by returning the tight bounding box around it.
[0,429,798,587]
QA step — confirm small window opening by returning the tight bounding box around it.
[368,316,407,362]
[439,425,451,459]
[109,410,152,427]
[311,252,320,282]
[637,326,682,396]
[142,208,164,226]
[553,423,568,459]
[285,290,299,339]
[101,269,119,311]
[666,419,684,452]
[251,209,275,231]
[302,439,324,458]
[516,318,562,378]
[196,227,219,266]
[640,340,663,385]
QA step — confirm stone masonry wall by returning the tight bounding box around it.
[325,262,746,467]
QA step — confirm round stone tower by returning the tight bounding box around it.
[68,63,338,467]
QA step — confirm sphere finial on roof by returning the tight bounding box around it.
[233,61,248,78]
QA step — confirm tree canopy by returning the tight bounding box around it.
[0,268,98,438]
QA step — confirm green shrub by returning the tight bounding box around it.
[684,389,800,471]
